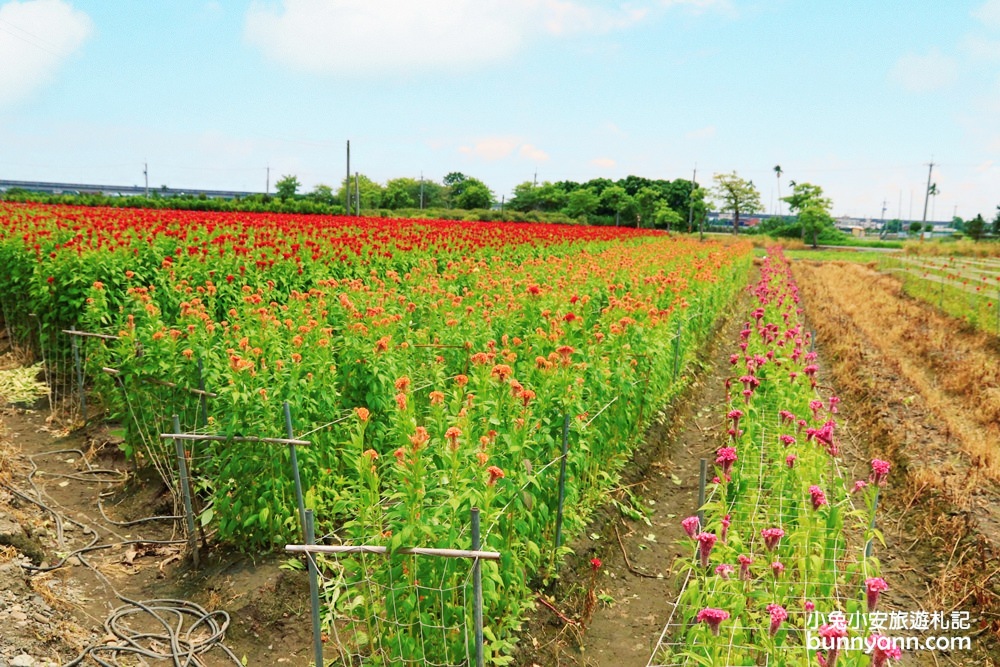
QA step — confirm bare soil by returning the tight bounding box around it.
[0,406,315,666]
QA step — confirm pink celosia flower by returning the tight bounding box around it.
[715,563,734,579]
[809,399,825,420]
[766,603,787,635]
[761,527,784,551]
[779,410,796,425]
[805,600,815,612]
[727,409,743,428]
[796,419,807,432]
[865,577,888,612]
[681,515,700,539]
[816,623,849,667]
[729,353,740,365]
[852,480,868,494]
[829,396,840,414]
[786,454,797,468]
[716,447,738,475]
[696,607,729,636]
[869,633,903,667]
[780,434,796,447]
[871,459,891,486]
[696,532,717,568]
[771,560,784,579]
[738,554,753,580]
[721,514,731,543]
[809,485,828,510]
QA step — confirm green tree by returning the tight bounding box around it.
[908,221,923,236]
[275,175,300,202]
[599,185,635,225]
[455,180,494,209]
[382,179,416,209]
[563,188,599,221]
[534,183,568,212]
[710,172,762,234]
[782,181,830,214]
[951,216,965,232]
[634,187,662,228]
[653,202,684,230]
[782,182,831,241]
[992,206,1000,236]
[443,172,467,187]
[508,181,538,212]
[309,183,335,205]
[966,213,986,241]
[799,203,836,248]
[337,174,384,211]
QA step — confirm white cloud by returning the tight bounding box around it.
[519,143,549,161]
[459,137,518,160]
[888,49,958,93]
[684,124,716,140]
[960,34,1000,61]
[972,0,1000,29]
[457,138,550,162]
[590,157,616,168]
[661,0,735,17]
[244,0,648,75]
[0,0,92,107]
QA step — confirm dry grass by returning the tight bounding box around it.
[797,262,1000,484]
[793,261,1000,649]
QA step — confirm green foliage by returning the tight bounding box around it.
[799,203,837,248]
[966,213,986,241]
[710,172,762,234]
[275,175,300,202]
[309,183,336,205]
[781,181,830,215]
[454,180,494,210]
[338,174,384,212]
[563,188,599,222]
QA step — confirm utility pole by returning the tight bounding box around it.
[921,159,934,223]
[266,166,270,196]
[879,199,888,238]
[143,162,149,198]
[420,171,424,210]
[687,166,697,235]
[345,140,351,215]
[533,170,537,188]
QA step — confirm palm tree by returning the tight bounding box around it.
[774,165,783,218]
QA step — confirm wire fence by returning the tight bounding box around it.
[880,254,1000,334]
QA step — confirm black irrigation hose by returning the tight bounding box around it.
[1,448,240,666]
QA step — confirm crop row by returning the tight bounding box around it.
[880,254,1000,334]
[653,248,896,667]
[0,203,753,662]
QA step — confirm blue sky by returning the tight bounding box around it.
[2,0,1000,221]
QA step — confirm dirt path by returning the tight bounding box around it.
[0,406,316,666]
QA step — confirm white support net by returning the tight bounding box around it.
[302,543,485,666]
[647,399,869,667]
